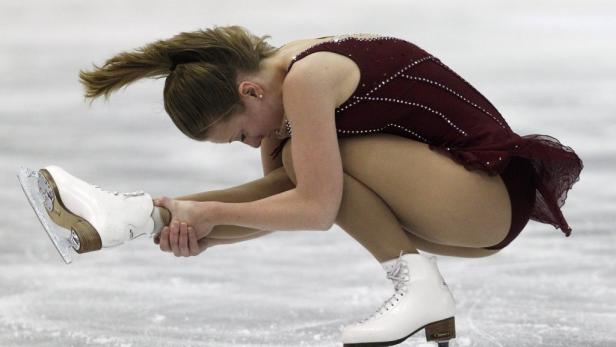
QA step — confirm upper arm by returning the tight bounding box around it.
[281,53,349,227]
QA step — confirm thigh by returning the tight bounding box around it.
[402,226,500,258]
[337,134,512,248]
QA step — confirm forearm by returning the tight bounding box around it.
[210,188,331,232]
[159,166,294,240]
[208,230,273,245]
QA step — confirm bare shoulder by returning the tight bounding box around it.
[282,52,360,109]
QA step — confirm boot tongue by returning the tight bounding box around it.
[379,250,407,272]
[380,252,437,284]
[386,262,408,291]
[379,251,411,291]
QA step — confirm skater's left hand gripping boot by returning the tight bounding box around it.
[18,165,160,262]
[342,251,456,347]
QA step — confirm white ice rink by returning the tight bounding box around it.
[1,1,614,346]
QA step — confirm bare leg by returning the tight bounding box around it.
[282,135,508,259]
[334,134,512,249]
[157,133,508,260]
[332,171,496,260]
[335,171,419,262]
[401,227,499,258]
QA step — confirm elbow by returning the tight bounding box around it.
[322,206,339,230]
[316,218,334,231]
[322,220,335,231]
[300,187,342,231]
[315,200,340,231]
[316,219,334,231]
[310,205,335,231]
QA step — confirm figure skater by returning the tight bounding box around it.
[24,26,583,346]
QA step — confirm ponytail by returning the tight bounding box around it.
[79,41,174,99]
[79,25,279,140]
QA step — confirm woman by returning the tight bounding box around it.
[28,26,583,346]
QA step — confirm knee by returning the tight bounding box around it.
[280,136,374,185]
[281,140,297,185]
[282,134,397,185]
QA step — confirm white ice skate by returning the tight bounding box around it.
[342,251,456,347]
[17,165,156,264]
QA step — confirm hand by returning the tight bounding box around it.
[153,196,215,239]
[153,224,231,257]
[154,221,200,257]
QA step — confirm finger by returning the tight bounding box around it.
[159,227,171,252]
[179,222,189,257]
[188,227,200,256]
[153,232,160,245]
[170,220,180,257]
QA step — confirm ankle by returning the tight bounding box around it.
[377,249,419,263]
[151,206,171,234]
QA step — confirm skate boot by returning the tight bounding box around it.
[18,165,158,264]
[342,251,456,347]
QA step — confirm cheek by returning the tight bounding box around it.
[272,105,285,124]
[260,110,278,129]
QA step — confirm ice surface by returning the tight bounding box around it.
[1,0,615,346]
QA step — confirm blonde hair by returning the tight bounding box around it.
[79,25,279,140]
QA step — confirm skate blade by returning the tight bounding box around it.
[17,166,75,264]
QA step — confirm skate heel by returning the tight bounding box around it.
[38,169,102,253]
[425,316,455,346]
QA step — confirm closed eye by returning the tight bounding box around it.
[230,133,245,143]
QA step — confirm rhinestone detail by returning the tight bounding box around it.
[432,59,508,129]
[400,74,507,129]
[272,118,292,139]
[335,55,437,115]
[336,123,428,142]
[283,118,292,137]
[354,96,469,137]
[284,35,475,149]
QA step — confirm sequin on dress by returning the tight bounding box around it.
[270,33,583,237]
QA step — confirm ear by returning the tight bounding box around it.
[238,81,261,98]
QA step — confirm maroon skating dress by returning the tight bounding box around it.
[271,34,583,249]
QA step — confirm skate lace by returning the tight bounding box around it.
[93,184,145,198]
[357,251,410,323]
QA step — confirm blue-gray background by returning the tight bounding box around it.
[1,1,614,346]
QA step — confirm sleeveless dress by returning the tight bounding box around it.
[270,34,583,249]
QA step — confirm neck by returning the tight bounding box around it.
[259,53,287,90]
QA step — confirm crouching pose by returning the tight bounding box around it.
[20,26,583,346]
